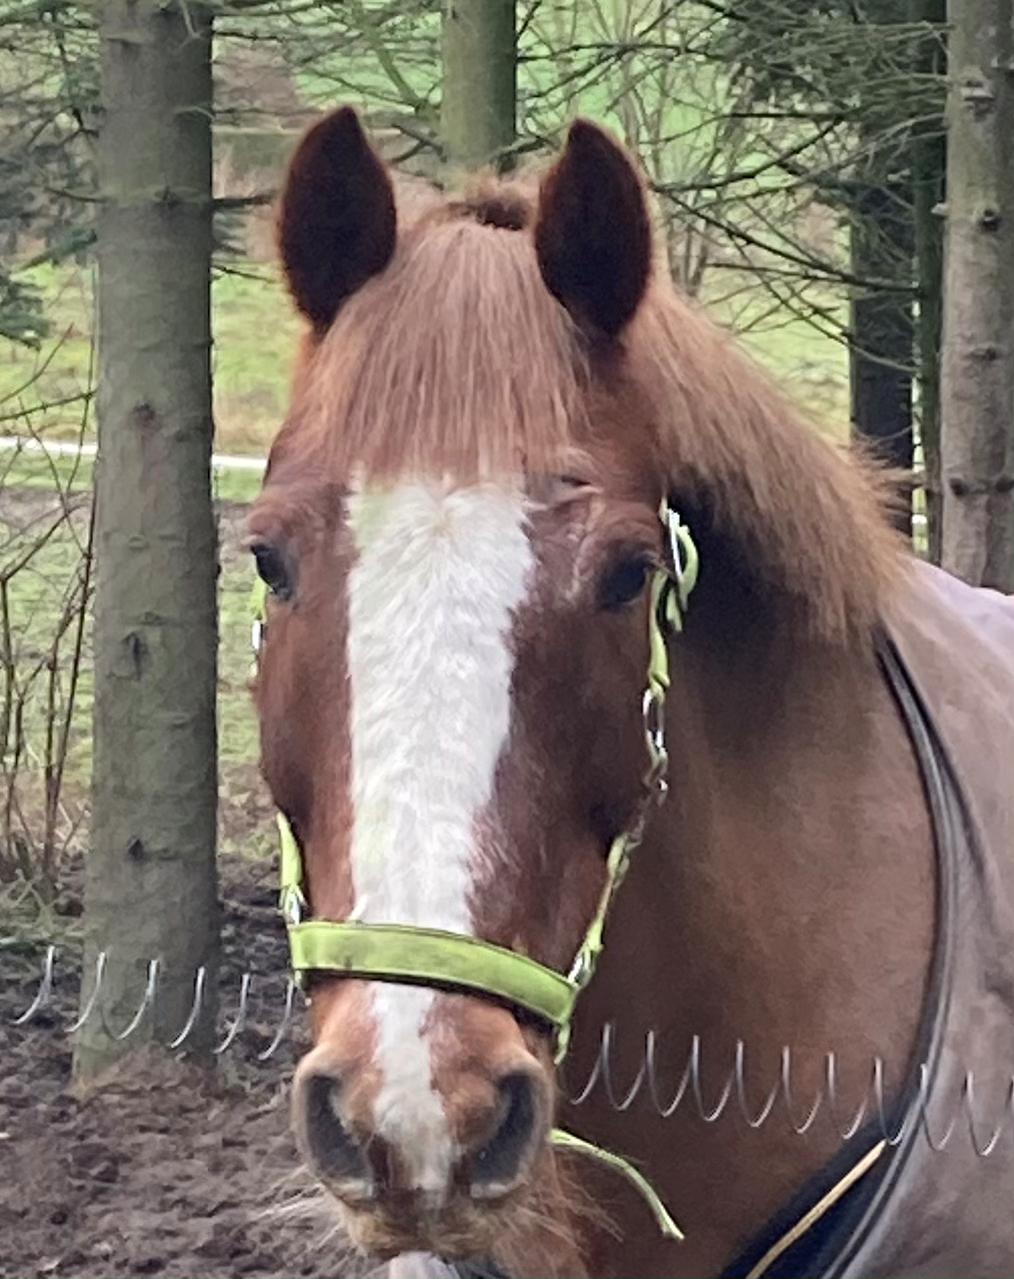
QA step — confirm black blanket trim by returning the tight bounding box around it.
[717,1119,893,1279]
[721,632,961,1279]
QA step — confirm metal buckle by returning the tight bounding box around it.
[642,687,666,756]
[663,506,699,613]
[641,687,670,801]
[280,885,305,928]
[568,949,594,988]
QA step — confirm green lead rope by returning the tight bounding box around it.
[551,1130,685,1241]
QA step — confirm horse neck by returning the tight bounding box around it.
[659,568,936,1061]
[565,561,937,1278]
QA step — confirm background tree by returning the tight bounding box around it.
[940,0,1014,589]
[0,0,97,345]
[74,0,219,1080]
[441,0,516,172]
[910,0,946,562]
[693,1,948,540]
[847,2,917,514]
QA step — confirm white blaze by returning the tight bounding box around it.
[345,480,533,1191]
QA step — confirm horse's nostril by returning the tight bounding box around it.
[297,1071,375,1201]
[467,1070,545,1199]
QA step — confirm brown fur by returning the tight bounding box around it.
[255,112,935,1278]
[298,213,587,483]
[630,286,903,640]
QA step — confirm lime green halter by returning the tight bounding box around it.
[252,500,698,1242]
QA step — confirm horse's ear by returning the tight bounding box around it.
[277,107,397,333]
[535,120,652,339]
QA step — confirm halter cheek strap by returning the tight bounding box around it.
[254,502,699,1242]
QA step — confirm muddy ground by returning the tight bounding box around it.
[0,854,349,1279]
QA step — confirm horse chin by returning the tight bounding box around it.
[384,1255,498,1279]
[336,1196,518,1272]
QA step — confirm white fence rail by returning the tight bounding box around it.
[0,435,928,527]
[0,435,267,474]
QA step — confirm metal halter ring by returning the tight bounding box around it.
[642,686,666,753]
[642,687,670,799]
[663,507,700,614]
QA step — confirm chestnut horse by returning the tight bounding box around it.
[249,108,1014,1277]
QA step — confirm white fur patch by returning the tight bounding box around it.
[345,481,533,1192]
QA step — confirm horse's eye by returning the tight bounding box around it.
[599,555,653,611]
[251,543,293,600]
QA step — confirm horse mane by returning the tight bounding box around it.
[629,285,904,641]
[285,175,903,646]
[293,177,583,481]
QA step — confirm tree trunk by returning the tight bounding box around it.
[910,0,946,563]
[441,0,516,173]
[849,174,915,535]
[940,0,1014,589]
[847,0,917,538]
[75,0,219,1081]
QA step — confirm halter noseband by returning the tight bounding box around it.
[252,500,698,1240]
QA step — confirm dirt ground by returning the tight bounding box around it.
[0,853,352,1279]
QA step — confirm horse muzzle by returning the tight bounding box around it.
[292,983,553,1253]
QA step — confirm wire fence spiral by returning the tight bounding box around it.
[8,943,300,1060]
[9,946,1014,1157]
[563,1022,1014,1158]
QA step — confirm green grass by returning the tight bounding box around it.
[0,478,94,879]
[711,284,850,441]
[1,264,300,457]
[210,268,301,453]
